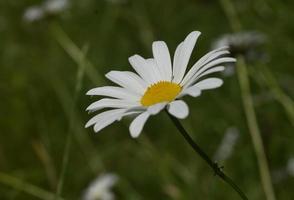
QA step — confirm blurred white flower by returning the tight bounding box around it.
[212,31,267,77]
[273,157,294,183]
[83,173,118,200]
[287,157,294,177]
[23,0,69,23]
[86,31,236,137]
[213,127,239,161]
[212,31,266,54]
[44,0,69,14]
[23,6,45,22]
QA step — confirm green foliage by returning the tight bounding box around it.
[0,0,293,199]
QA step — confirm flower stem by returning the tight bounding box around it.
[0,172,64,200]
[54,25,88,199]
[166,111,248,200]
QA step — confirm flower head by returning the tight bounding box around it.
[212,31,266,56]
[83,173,118,200]
[86,31,236,137]
[213,127,239,161]
[212,31,267,77]
[23,0,69,23]
[287,157,294,177]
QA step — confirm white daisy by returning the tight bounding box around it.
[85,31,236,138]
[23,0,69,23]
[83,173,118,200]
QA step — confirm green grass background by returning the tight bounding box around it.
[0,0,294,199]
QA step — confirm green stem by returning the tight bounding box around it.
[166,111,248,200]
[260,65,294,126]
[54,25,87,199]
[0,172,64,200]
[50,23,103,84]
[236,57,276,200]
[219,0,277,199]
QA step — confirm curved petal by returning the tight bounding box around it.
[173,31,201,83]
[146,58,162,83]
[168,100,189,119]
[85,109,127,128]
[105,71,147,95]
[93,110,141,133]
[181,47,231,86]
[128,55,155,84]
[147,102,166,115]
[129,112,150,138]
[86,98,140,112]
[173,42,183,80]
[197,66,225,79]
[178,86,202,98]
[193,78,223,90]
[86,86,140,101]
[184,66,225,88]
[152,41,172,80]
[182,57,235,88]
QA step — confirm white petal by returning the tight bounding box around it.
[86,98,140,112]
[128,55,154,84]
[182,57,235,88]
[181,47,231,86]
[147,102,166,115]
[173,31,201,83]
[129,112,150,138]
[178,86,202,98]
[105,71,147,95]
[93,116,118,132]
[184,66,225,87]
[86,86,140,101]
[167,100,189,119]
[199,50,230,68]
[152,41,172,80]
[197,66,225,79]
[85,108,127,129]
[195,47,229,68]
[93,110,140,133]
[172,42,183,80]
[146,58,162,83]
[193,78,223,90]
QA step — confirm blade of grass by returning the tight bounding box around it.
[49,24,117,173]
[49,23,104,85]
[219,0,277,199]
[55,45,88,199]
[259,64,294,126]
[0,172,64,200]
[32,140,58,191]
[50,77,103,173]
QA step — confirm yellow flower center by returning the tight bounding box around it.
[140,81,182,106]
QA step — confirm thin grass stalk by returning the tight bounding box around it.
[0,172,63,200]
[237,57,276,200]
[32,140,58,190]
[55,40,87,199]
[219,0,277,199]
[50,24,107,173]
[49,23,103,84]
[260,65,294,126]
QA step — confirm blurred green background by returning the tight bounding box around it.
[0,0,294,199]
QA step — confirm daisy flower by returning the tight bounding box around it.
[85,31,236,138]
[83,173,118,200]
